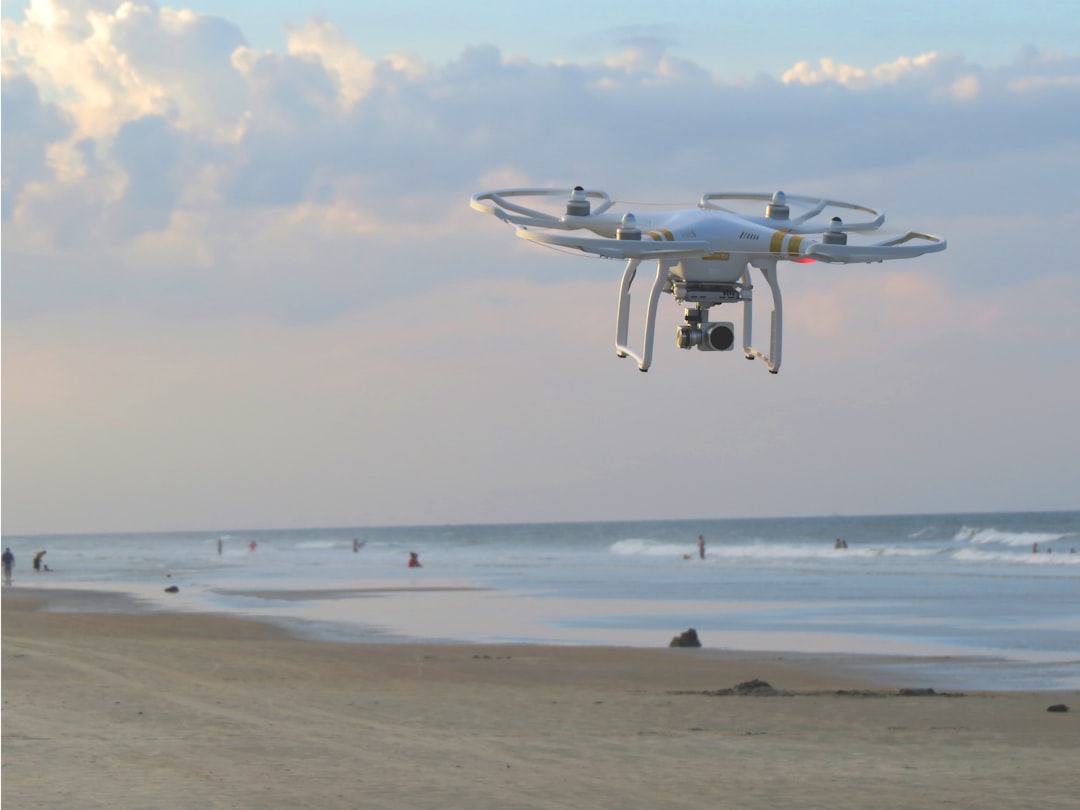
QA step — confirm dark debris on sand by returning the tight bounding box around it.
[672,679,791,697]
[671,681,966,698]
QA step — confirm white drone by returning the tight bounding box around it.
[470,186,946,373]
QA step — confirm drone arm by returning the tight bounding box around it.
[517,228,710,259]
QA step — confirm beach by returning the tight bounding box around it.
[3,589,1077,809]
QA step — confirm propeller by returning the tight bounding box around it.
[700,191,885,234]
[470,187,615,227]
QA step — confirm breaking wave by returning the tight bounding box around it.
[954,526,1074,547]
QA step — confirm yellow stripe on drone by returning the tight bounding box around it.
[646,229,676,241]
[770,231,806,259]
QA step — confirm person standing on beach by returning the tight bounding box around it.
[33,550,47,571]
[2,548,14,584]
[698,535,706,560]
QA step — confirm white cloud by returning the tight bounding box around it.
[283,17,376,107]
[781,52,952,89]
[2,0,1078,531]
[2,0,249,140]
[937,73,980,101]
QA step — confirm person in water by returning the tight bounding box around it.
[33,550,47,571]
[698,535,706,560]
[408,552,422,568]
[2,548,14,585]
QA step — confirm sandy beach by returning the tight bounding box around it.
[3,590,1077,809]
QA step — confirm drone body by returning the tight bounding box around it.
[470,187,946,373]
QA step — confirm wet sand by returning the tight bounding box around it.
[2,590,1077,809]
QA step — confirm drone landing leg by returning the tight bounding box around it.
[743,263,783,373]
[741,265,754,361]
[615,259,640,359]
[614,258,668,372]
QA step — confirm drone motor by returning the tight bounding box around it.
[565,186,591,216]
[822,217,848,245]
[766,190,790,220]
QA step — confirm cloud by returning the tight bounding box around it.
[2,0,249,140]
[2,1,1078,531]
[0,70,73,220]
[2,2,1077,322]
[782,51,956,89]
[3,2,1077,323]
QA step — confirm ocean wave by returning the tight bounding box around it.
[609,539,941,561]
[954,526,1073,547]
[295,540,344,550]
[953,548,1080,565]
[609,539,691,558]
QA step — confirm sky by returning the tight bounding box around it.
[2,0,1078,535]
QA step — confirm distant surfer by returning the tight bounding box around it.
[2,548,13,585]
[408,552,422,568]
[353,538,366,553]
[249,540,258,552]
[217,539,223,556]
[33,550,46,571]
[834,538,848,550]
[1032,542,1039,553]
[698,535,706,560]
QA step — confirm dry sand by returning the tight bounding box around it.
[3,590,1077,809]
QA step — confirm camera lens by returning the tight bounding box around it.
[707,324,735,351]
[676,325,701,349]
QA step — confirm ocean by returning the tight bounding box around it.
[4,511,1078,690]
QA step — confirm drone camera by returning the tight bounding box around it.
[676,321,736,352]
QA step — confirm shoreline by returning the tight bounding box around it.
[4,588,1078,809]
[6,584,1078,692]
